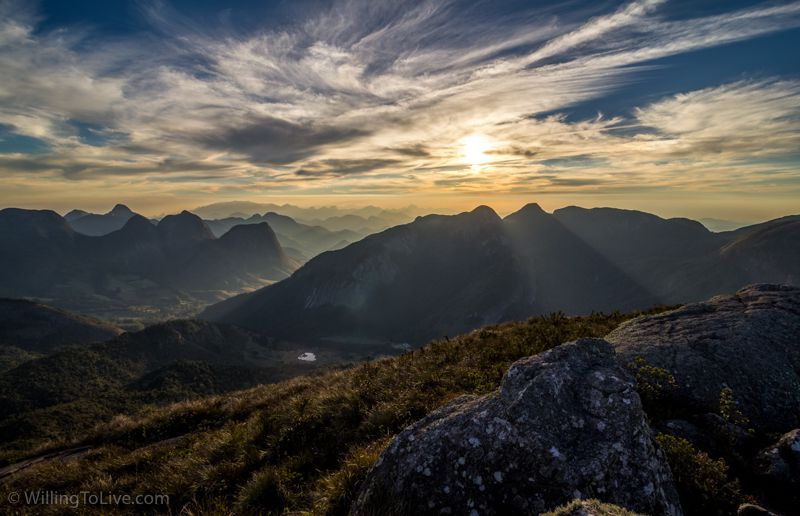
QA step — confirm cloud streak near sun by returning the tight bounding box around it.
[1,0,800,212]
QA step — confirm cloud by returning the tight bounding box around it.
[296,158,401,177]
[0,0,799,210]
[197,115,370,165]
[634,80,800,158]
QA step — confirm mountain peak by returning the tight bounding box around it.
[109,204,133,216]
[220,221,277,241]
[505,203,550,222]
[64,209,89,222]
[469,205,500,219]
[119,214,155,232]
[157,211,215,244]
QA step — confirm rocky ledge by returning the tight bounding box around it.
[607,284,800,434]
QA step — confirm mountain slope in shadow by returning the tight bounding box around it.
[0,208,298,324]
[203,204,799,347]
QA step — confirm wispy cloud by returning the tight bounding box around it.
[0,0,799,214]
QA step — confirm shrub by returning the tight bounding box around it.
[718,387,750,429]
[656,433,750,515]
[626,356,678,420]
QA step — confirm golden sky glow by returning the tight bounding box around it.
[0,0,799,222]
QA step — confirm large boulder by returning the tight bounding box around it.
[606,284,800,434]
[351,339,682,516]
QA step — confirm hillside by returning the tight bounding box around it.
[0,310,643,514]
[0,298,120,373]
[0,298,121,355]
[0,319,322,458]
[203,204,799,347]
[0,208,298,325]
[2,287,797,515]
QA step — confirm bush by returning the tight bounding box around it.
[656,433,750,515]
[626,356,678,420]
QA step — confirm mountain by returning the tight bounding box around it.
[64,204,137,236]
[0,209,79,296]
[552,207,800,303]
[504,203,657,313]
[302,213,400,234]
[0,299,121,372]
[0,319,321,453]
[204,206,527,345]
[719,217,800,285]
[205,212,364,261]
[203,204,799,347]
[63,209,89,222]
[175,223,296,291]
[193,201,416,229]
[0,208,298,324]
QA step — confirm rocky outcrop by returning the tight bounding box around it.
[351,339,682,516]
[606,284,800,434]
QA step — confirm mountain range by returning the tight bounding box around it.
[62,204,367,263]
[192,201,417,234]
[204,211,363,261]
[202,203,799,346]
[64,204,140,236]
[0,208,296,326]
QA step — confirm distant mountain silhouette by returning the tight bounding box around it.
[205,212,365,261]
[192,200,415,229]
[203,204,800,346]
[176,222,296,290]
[0,208,298,323]
[553,207,800,303]
[65,204,137,236]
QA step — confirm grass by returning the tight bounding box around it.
[0,310,644,515]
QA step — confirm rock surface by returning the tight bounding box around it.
[755,428,800,480]
[351,339,682,516]
[606,284,800,434]
[754,429,800,504]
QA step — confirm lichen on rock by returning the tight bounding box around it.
[350,338,682,516]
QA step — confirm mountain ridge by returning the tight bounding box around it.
[203,204,799,347]
[0,208,298,324]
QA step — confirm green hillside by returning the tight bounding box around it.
[1,311,654,515]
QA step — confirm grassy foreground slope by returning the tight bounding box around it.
[1,311,651,515]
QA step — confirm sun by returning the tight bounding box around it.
[461,135,490,172]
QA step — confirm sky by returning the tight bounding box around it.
[0,0,799,221]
